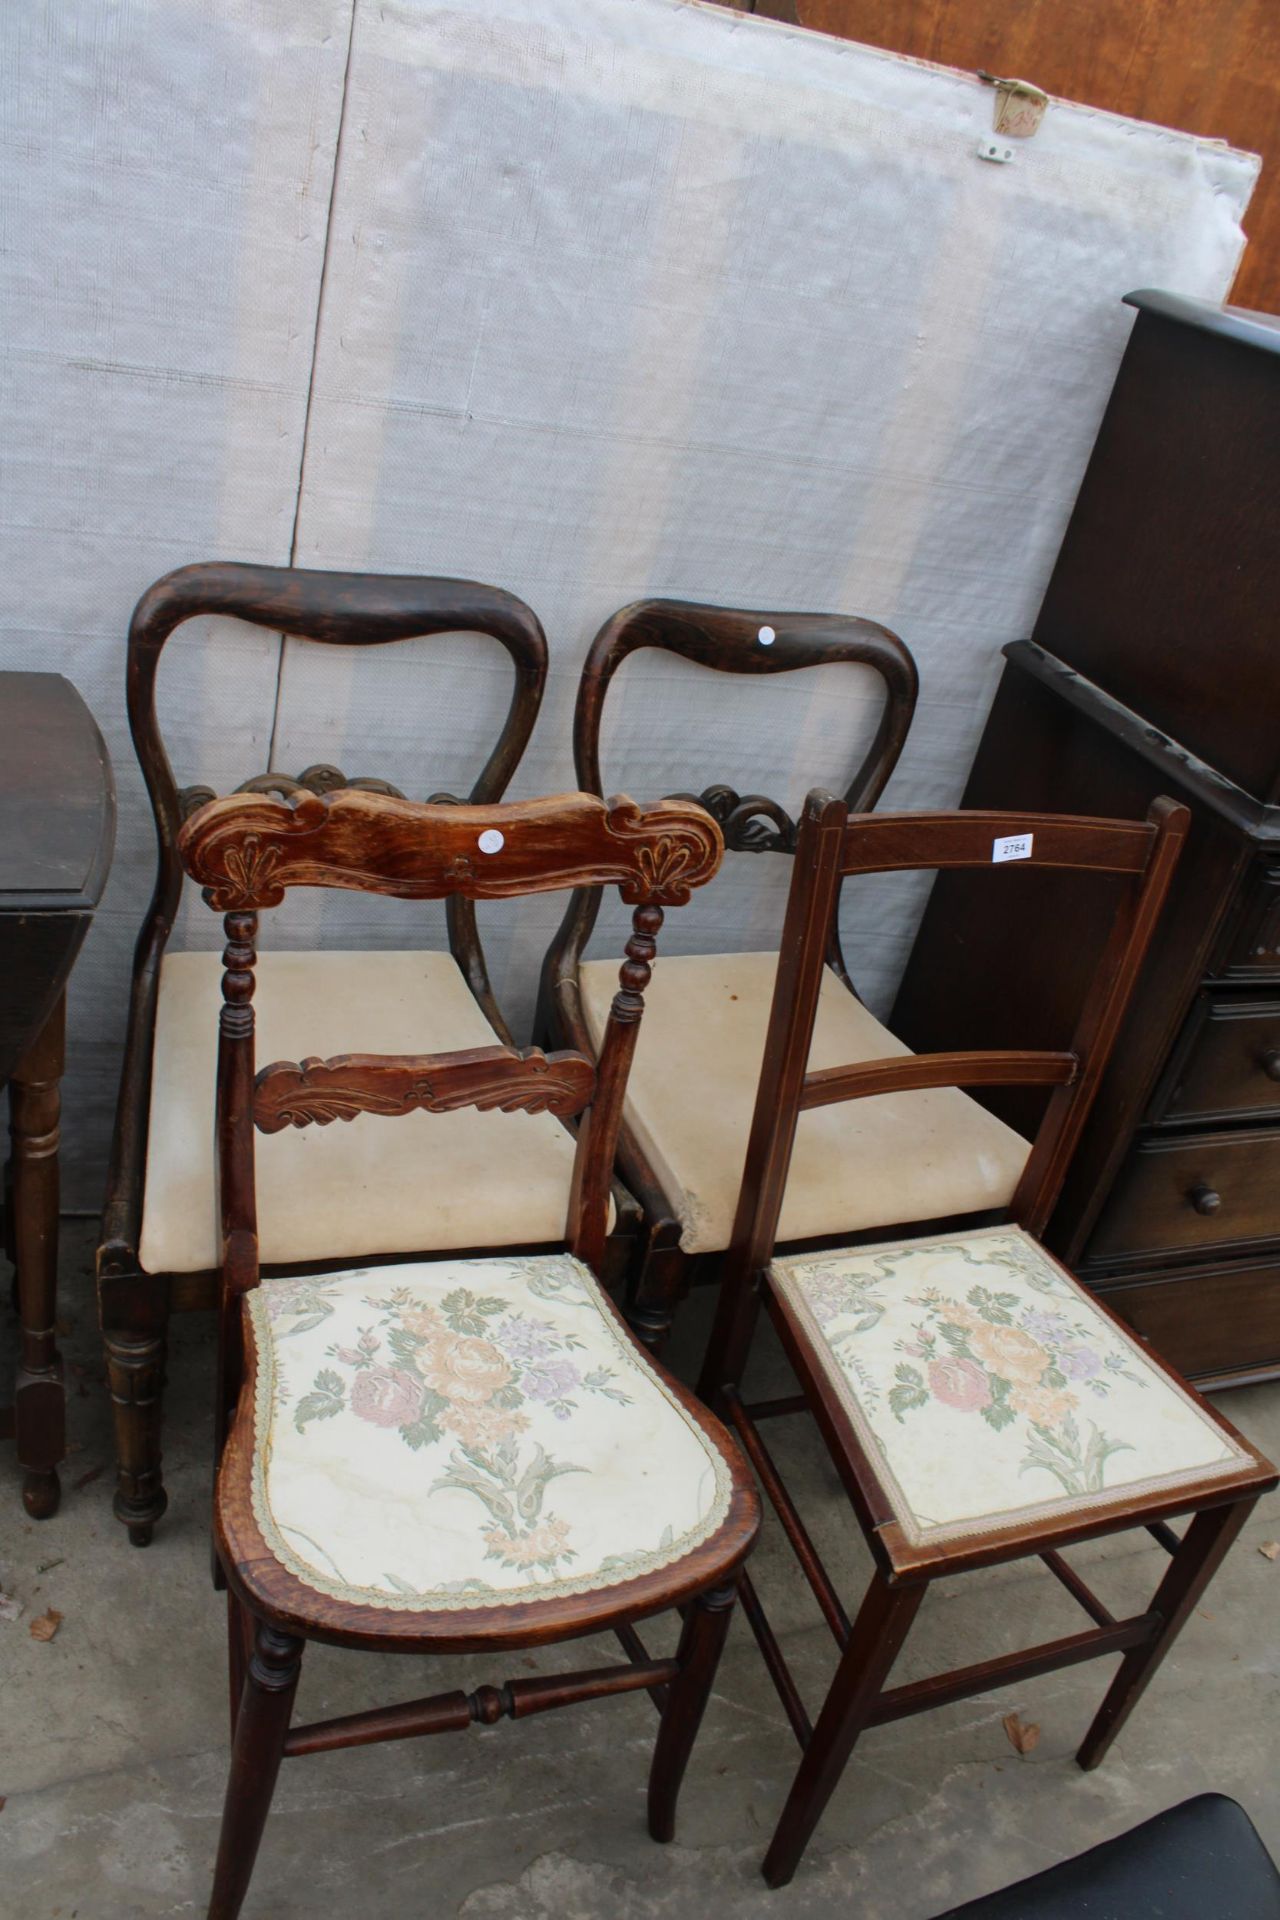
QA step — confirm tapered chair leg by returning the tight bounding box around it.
[696,1252,764,1411]
[1077,1497,1256,1771]
[226,1590,255,1738]
[762,1570,925,1890]
[648,1581,738,1843]
[208,1621,303,1920]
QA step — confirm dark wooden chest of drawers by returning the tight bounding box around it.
[891,291,1280,1388]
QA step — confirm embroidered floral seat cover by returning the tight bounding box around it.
[246,1253,733,1610]
[771,1227,1252,1550]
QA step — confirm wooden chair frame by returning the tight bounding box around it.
[176,782,760,1919]
[538,598,918,1350]
[697,790,1277,1888]
[98,562,550,1545]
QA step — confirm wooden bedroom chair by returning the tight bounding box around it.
[98,563,560,1545]
[697,791,1277,1888]
[539,597,929,1352]
[175,780,759,1920]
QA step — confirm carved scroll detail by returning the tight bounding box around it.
[177,788,723,910]
[666,785,798,854]
[179,764,412,823]
[254,1045,596,1134]
[219,836,282,910]
[600,797,723,905]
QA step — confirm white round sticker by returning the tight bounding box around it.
[478,828,505,854]
[758,624,776,646]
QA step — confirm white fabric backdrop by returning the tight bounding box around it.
[0,0,350,1198]
[0,0,1258,1202]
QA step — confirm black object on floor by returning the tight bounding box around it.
[934,1793,1280,1918]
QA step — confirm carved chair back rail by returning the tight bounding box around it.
[180,786,721,1432]
[174,782,760,1919]
[697,790,1276,1890]
[99,562,550,1547]
[539,597,919,1351]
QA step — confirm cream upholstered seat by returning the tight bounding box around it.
[240,1251,734,1610]
[140,950,584,1274]
[771,1225,1254,1554]
[579,951,1030,1255]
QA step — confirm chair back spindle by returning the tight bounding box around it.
[567,900,664,1270]
[214,909,260,1456]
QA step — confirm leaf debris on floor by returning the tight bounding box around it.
[1002,1710,1041,1756]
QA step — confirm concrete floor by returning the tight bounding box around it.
[2,1220,1278,1919]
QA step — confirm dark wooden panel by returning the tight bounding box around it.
[1031,308,1280,803]
[794,0,1280,315]
[1099,1259,1280,1382]
[0,912,88,1088]
[1088,1126,1280,1266]
[1210,863,1280,980]
[1,673,116,1517]
[0,674,115,906]
[1157,992,1280,1125]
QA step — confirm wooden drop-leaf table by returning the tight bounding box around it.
[1,672,114,1516]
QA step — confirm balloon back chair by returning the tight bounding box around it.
[539,598,923,1351]
[174,779,760,1919]
[698,790,1276,1887]
[99,563,565,1544]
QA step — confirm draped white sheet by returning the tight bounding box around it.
[0,0,350,1197]
[0,0,1258,1200]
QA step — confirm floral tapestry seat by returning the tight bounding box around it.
[220,1251,738,1625]
[771,1226,1256,1560]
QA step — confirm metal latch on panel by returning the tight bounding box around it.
[975,70,1049,163]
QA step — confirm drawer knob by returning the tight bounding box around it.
[1188,1184,1222,1216]
[1261,1048,1280,1083]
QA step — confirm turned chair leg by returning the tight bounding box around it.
[1077,1497,1257,1771]
[762,1570,925,1890]
[10,995,67,1521]
[628,1222,688,1355]
[103,1311,169,1546]
[648,1581,738,1843]
[208,1620,303,1920]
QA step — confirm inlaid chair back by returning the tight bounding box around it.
[707,791,1191,1381]
[539,598,918,1350]
[100,563,550,1545]
[175,784,725,1441]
